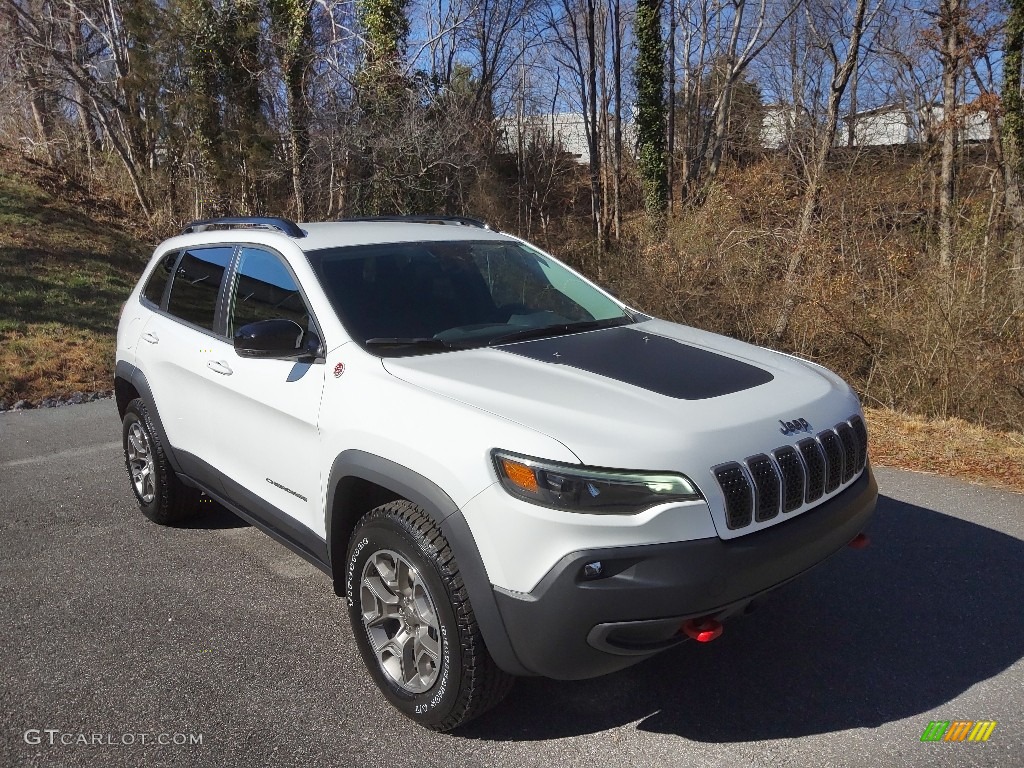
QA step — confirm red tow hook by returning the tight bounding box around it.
[681,617,724,643]
[848,532,870,549]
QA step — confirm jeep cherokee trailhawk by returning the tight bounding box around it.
[115,215,877,730]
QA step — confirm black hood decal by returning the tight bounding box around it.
[498,326,774,400]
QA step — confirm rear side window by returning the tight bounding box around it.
[229,248,309,336]
[142,251,178,308]
[166,246,234,331]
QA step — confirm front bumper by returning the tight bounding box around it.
[493,466,877,679]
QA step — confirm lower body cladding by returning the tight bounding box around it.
[492,468,877,680]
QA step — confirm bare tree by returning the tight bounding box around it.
[1000,0,1024,309]
[549,0,606,241]
[772,0,881,343]
[3,0,156,214]
[468,0,541,119]
[269,0,315,220]
[3,0,56,163]
[672,0,798,204]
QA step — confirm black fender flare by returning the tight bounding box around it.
[325,450,530,676]
[114,360,183,475]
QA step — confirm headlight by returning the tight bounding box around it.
[492,450,703,515]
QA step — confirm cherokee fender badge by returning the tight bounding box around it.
[779,417,812,435]
[266,477,308,502]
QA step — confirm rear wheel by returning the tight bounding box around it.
[345,500,513,731]
[122,398,200,524]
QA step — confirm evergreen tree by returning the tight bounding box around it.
[634,0,668,220]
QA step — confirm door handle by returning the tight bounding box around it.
[141,332,159,344]
[206,360,233,376]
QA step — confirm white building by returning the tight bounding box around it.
[761,102,994,149]
[761,104,804,149]
[497,112,640,166]
[917,105,992,143]
[839,104,992,147]
[498,113,593,165]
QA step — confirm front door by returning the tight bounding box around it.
[199,246,327,544]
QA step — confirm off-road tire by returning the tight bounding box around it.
[345,500,514,731]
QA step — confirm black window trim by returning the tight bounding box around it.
[139,243,327,359]
[139,244,237,340]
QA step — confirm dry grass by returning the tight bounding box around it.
[865,407,1024,494]
[0,151,146,404]
[0,324,114,401]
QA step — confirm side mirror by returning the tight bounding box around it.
[234,319,318,361]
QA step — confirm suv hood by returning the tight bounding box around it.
[381,319,862,474]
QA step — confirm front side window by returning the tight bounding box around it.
[229,248,310,337]
[306,240,631,354]
[165,246,233,331]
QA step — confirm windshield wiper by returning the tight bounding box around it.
[365,337,450,350]
[487,316,634,347]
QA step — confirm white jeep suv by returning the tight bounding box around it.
[115,215,877,730]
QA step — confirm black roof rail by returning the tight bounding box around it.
[181,216,305,238]
[339,215,492,230]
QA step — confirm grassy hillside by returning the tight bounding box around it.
[0,153,145,406]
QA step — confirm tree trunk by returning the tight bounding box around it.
[666,0,676,216]
[67,25,100,167]
[271,0,313,220]
[612,0,622,238]
[24,61,54,164]
[938,0,961,272]
[1002,0,1024,311]
[846,59,858,148]
[585,0,604,244]
[706,76,734,183]
[283,50,309,221]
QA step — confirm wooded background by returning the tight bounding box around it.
[1,0,1022,431]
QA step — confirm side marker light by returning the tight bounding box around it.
[501,458,539,493]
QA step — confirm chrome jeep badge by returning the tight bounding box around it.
[779,417,812,435]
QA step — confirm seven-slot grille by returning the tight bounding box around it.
[712,415,868,531]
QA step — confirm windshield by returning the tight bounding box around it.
[306,240,632,354]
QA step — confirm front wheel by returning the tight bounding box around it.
[345,500,513,731]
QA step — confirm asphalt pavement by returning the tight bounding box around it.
[1,399,1022,767]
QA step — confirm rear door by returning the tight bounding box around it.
[137,245,235,485]
[122,249,179,369]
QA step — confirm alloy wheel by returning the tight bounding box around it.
[126,421,156,504]
[359,549,442,693]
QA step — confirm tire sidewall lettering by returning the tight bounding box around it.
[425,625,450,710]
[346,517,461,723]
[345,536,369,607]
